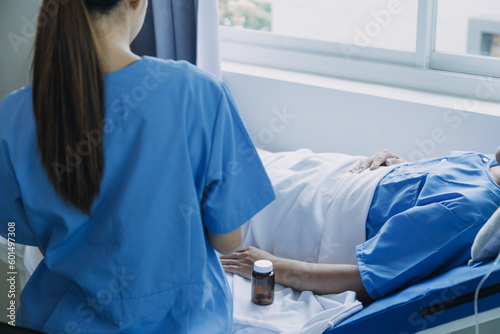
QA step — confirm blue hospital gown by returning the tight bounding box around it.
[358,152,500,300]
[0,57,275,332]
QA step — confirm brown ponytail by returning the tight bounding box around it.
[32,0,112,215]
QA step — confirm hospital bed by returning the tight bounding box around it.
[2,148,500,333]
[2,250,499,334]
[1,238,500,334]
[231,149,500,333]
[327,260,500,334]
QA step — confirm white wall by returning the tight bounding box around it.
[0,0,42,100]
[221,0,500,159]
[222,66,500,161]
[3,0,500,160]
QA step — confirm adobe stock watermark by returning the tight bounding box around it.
[46,268,135,334]
[178,157,244,224]
[8,0,71,54]
[51,63,171,182]
[408,75,500,161]
[177,106,295,222]
[250,106,296,149]
[341,0,404,61]
[398,280,468,334]
[6,222,17,326]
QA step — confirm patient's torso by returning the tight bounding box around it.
[366,151,500,240]
[357,151,500,299]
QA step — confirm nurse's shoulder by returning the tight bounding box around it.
[0,84,33,114]
[141,56,226,99]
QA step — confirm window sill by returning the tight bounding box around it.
[222,60,500,118]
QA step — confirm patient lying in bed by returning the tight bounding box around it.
[221,147,500,305]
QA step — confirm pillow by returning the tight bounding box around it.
[469,206,500,265]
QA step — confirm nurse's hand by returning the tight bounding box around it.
[350,149,407,174]
[220,246,277,280]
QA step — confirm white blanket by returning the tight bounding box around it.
[230,148,401,333]
[243,148,400,264]
[228,274,362,334]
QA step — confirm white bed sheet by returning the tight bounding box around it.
[243,148,401,265]
[229,148,403,333]
[228,273,363,334]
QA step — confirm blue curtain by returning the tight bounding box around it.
[131,0,197,64]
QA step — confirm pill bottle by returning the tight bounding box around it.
[251,260,275,305]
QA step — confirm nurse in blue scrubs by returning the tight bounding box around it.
[0,0,275,332]
[222,148,500,305]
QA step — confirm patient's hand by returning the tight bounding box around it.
[220,246,277,280]
[350,149,407,173]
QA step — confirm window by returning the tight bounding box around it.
[431,0,500,79]
[221,0,419,52]
[219,0,500,102]
[220,0,271,32]
[435,0,500,57]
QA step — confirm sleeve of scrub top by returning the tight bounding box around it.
[201,83,276,235]
[0,142,37,246]
[356,202,473,300]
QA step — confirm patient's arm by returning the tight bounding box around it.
[220,246,373,305]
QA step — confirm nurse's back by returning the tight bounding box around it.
[0,0,275,332]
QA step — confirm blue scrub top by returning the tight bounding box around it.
[0,57,275,332]
[358,151,500,300]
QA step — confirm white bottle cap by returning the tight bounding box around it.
[254,260,273,274]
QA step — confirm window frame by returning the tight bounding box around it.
[219,0,500,104]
